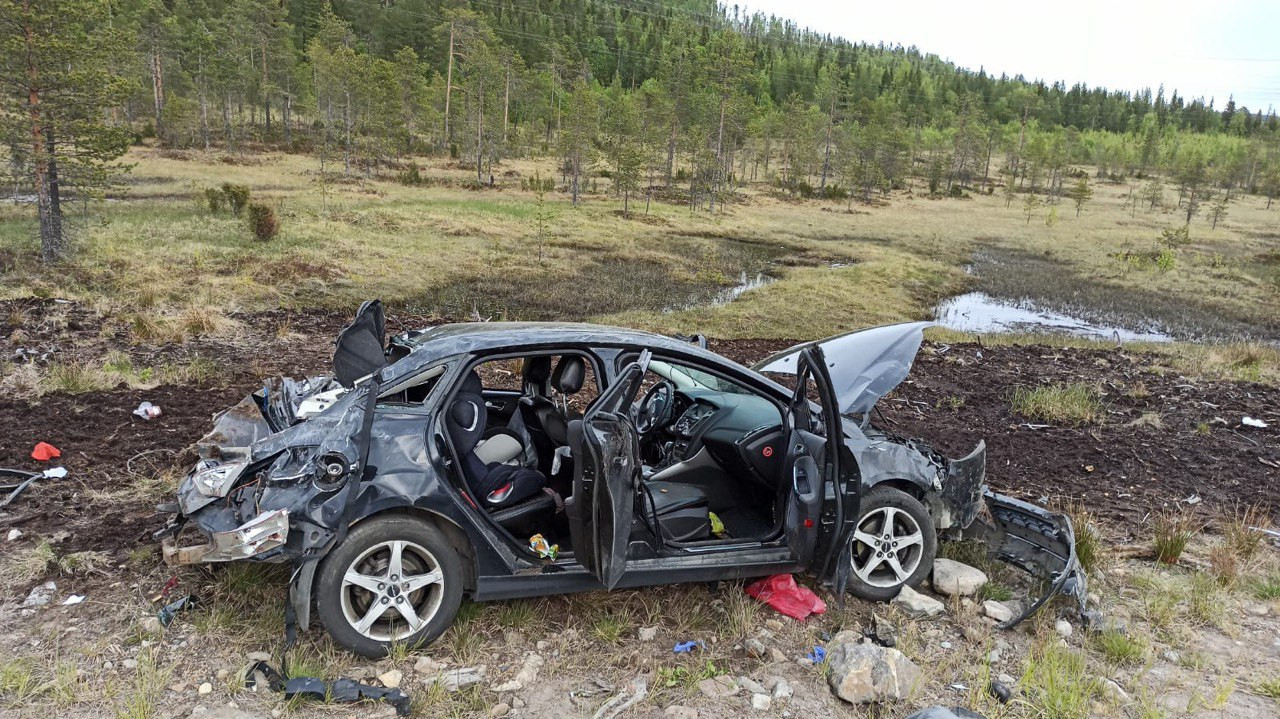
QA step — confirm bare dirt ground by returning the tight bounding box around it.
[2,301,1279,718]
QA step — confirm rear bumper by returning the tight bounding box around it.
[161,509,290,566]
[972,491,1088,628]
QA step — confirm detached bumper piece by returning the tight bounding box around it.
[162,509,289,566]
[974,491,1087,629]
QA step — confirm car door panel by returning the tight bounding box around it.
[781,347,842,568]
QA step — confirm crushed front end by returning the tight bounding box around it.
[156,376,374,569]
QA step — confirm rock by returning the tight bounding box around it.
[981,600,1013,623]
[743,638,767,658]
[435,666,485,692]
[1101,678,1131,704]
[102,661,113,670]
[492,653,542,692]
[772,679,793,700]
[997,673,1015,685]
[893,585,945,618]
[22,581,56,608]
[512,697,525,709]
[764,619,784,631]
[767,648,787,664]
[489,703,510,718]
[140,616,164,635]
[864,614,897,647]
[932,559,988,597]
[825,637,922,704]
[750,693,771,711]
[664,707,698,719]
[905,708,987,719]
[246,652,271,663]
[122,659,139,670]
[638,626,659,642]
[7,528,21,541]
[197,682,213,695]
[989,679,1013,703]
[697,675,740,698]
[215,669,229,681]
[414,656,446,675]
[738,677,768,695]
[985,648,1001,664]
[1055,619,1073,639]
[1245,603,1270,617]
[378,669,402,689]
[1162,650,1181,664]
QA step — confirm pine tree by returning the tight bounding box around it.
[1022,193,1041,225]
[1066,177,1093,217]
[0,0,133,263]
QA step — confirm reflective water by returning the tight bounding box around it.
[934,292,1174,343]
[666,271,775,312]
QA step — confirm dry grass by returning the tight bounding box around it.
[1218,502,1272,562]
[1152,508,1201,565]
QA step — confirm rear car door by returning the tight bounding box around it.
[782,347,842,568]
[566,351,650,589]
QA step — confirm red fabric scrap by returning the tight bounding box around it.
[745,574,827,620]
[31,442,61,461]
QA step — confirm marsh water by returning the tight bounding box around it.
[934,291,1174,342]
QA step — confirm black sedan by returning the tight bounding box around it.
[157,301,1084,657]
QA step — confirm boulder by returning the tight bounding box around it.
[893,585,945,618]
[981,600,1013,623]
[931,559,988,597]
[826,633,922,704]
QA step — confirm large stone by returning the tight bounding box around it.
[377,669,402,689]
[750,693,771,711]
[825,634,922,704]
[892,585,945,618]
[697,675,740,698]
[413,656,446,675]
[931,559,988,597]
[435,666,486,692]
[981,600,1014,623]
[492,653,543,692]
[1101,679,1131,704]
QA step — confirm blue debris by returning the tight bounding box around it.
[673,640,705,653]
[806,645,827,663]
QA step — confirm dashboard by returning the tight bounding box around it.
[653,388,785,489]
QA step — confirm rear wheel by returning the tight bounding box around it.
[315,515,464,657]
[845,487,936,602]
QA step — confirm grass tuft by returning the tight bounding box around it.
[1010,382,1104,426]
[1063,500,1106,574]
[1091,630,1148,666]
[1218,502,1271,562]
[1020,640,1099,719]
[1152,508,1200,565]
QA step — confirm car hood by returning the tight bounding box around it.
[753,321,933,415]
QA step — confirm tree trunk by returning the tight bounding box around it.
[198,56,210,150]
[476,82,484,185]
[343,92,352,175]
[262,41,271,136]
[151,49,165,141]
[502,65,510,145]
[283,92,292,146]
[443,22,454,145]
[23,2,63,263]
[819,96,834,190]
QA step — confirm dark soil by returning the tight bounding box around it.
[2,302,1277,566]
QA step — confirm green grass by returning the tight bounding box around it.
[1009,382,1105,426]
[1248,572,1280,600]
[1152,509,1200,565]
[1091,630,1148,667]
[1255,677,1280,699]
[1020,641,1099,719]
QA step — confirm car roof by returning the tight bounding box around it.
[389,321,727,373]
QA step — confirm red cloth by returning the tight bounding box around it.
[31,442,61,461]
[745,574,827,620]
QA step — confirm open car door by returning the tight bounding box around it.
[566,351,650,590]
[782,346,842,568]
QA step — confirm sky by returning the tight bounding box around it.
[740,0,1280,112]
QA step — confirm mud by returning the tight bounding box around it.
[2,302,1277,566]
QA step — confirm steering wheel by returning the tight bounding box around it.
[634,380,675,434]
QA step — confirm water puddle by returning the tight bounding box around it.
[666,271,775,312]
[934,292,1174,343]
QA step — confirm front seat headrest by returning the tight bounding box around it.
[552,356,586,394]
[522,356,552,390]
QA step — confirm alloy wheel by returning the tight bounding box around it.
[339,539,445,642]
[850,506,926,588]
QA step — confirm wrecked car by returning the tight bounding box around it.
[157,300,1084,657]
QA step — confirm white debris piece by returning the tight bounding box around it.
[133,401,162,420]
[62,594,86,606]
[1242,416,1269,428]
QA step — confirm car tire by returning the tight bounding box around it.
[844,487,937,602]
[315,515,465,658]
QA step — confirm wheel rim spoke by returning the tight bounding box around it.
[392,598,424,630]
[354,598,389,633]
[853,529,879,547]
[402,568,443,593]
[387,540,405,580]
[854,553,885,582]
[885,552,909,582]
[896,531,923,549]
[344,569,384,594]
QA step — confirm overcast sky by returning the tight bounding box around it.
[740,0,1280,112]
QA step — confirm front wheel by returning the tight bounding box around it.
[844,487,937,602]
[315,515,465,657]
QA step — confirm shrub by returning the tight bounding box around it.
[398,162,424,186]
[221,182,250,216]
[1156,248,1176,272]
[205,187,225,212]
[247,202,279,241]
